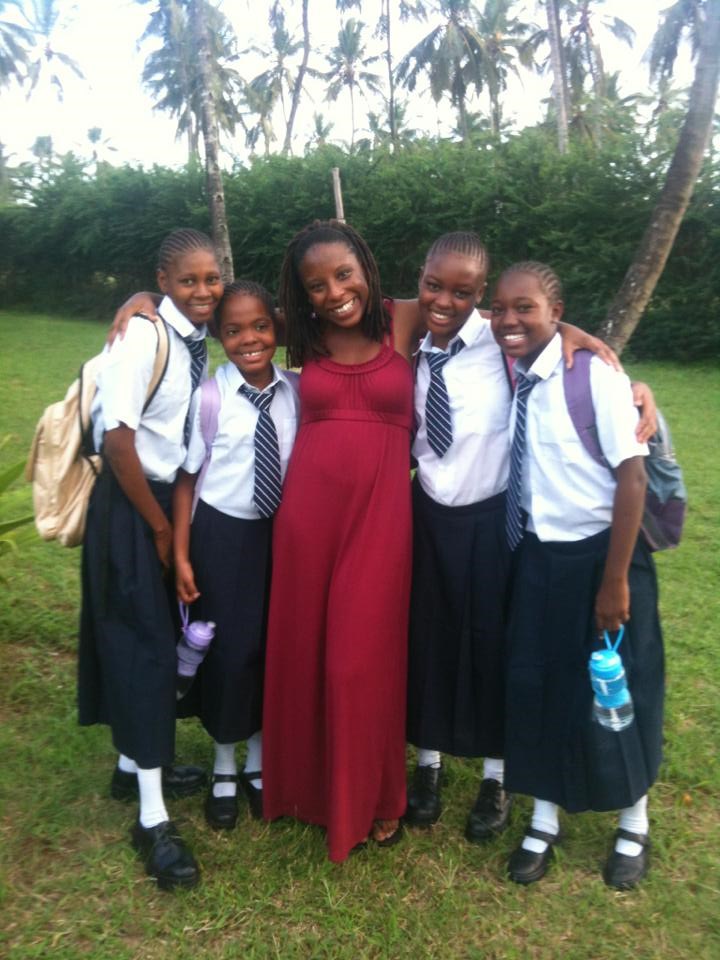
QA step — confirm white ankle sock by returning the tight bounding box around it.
[137,767,168,828]
[244,731,263,789]
[117,754,137,774]
[617,795,649,856]
[483,757,504,785]
[522,799,560,853]
[417,748,442,769]
[213,741,238,798]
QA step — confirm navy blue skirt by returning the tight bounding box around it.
[78,469,178,768]
[406,479,510,758]
[504,530,664,812]
[179,498,271,743]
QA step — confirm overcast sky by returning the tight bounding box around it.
[1,1,693,168]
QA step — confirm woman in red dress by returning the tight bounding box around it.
[263,221,423,861]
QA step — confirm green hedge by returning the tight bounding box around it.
[1,130,717,359]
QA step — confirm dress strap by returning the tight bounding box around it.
[383,297,395,348]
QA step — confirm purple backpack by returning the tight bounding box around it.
[563,350,686,552]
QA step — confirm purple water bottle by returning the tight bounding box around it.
[177,602,215,698]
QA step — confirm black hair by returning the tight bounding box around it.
[497,261,563,303]
[278,219,390,368]
[217,279,276,324]
[424,231,490,279]
[157,228,216,272]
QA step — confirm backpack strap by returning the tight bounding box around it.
[500,346,516,397]
[191,377,221,518]
[143,317,170,413]
[562,349,610,469]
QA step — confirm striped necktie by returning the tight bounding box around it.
[424,339,465,458]
[240,384,282,518]
[506,372,539,551]
[182,335,207,444]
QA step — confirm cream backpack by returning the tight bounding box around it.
[25,320,170,547]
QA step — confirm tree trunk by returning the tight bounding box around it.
[383,0,398,150]
[282,0,310,156]
[546,0,569,154]
[189,0,234,283]
[601,0,720,353]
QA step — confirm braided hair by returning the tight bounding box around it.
[157,228,215,272]
[278,219,390,368]
[498,261,563,304]
[425,231,489,278]
[217,279,276,323]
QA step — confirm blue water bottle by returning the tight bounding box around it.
[588,627,634,732]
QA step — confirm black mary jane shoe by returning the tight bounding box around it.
[131,819,200,890]
[404,763,443,827]
[239,770,263,819]
[465,778,513,843]
[204,773,239,831]
[507,826,560,885]
[603,828,650,890]
[111,764,207,802]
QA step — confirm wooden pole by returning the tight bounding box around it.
[331,167,345,222]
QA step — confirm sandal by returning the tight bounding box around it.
[372,819,404,848]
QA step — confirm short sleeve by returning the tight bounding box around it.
[590,358,648,468]
[98,317,158,431]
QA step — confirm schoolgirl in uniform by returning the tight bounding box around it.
[78,228,222,890]
[490,261,664,890]
[406,233,627,845]
[172,280,299,832]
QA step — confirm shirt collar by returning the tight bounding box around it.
[224,360,285,394]
[415,308,485,356]
[515,332,562,382]
[157,295,207,340]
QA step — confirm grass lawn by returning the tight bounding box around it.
[0,310,718,959]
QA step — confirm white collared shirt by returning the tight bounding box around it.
[513,333,648,542]
[92,295,208,483]
[413,309,513,507]
[183,361,300,520]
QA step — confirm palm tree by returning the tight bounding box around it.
[140,0,243,163]
[189,0,234,281]
[304,111,335,153]
[376,0,428,149]
[323,19,382,150]
[250,5,303,136]
[542,0,569,151]
[241,75,279,157]
[602,0,720,352]
[0,0,32,89]
[24,0,84,101]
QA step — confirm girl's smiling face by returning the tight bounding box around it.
[157,248,223,327]
[418,252,487,350]
[298,242,369,331]
[219,294,276,389]
[490,271,563,365]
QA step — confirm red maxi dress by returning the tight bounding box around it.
[263,337,414,862]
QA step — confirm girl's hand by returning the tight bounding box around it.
[595,574,630,633]
[153,522,173,572]
[630,381,658,444]
[108,292,161,345]
[176,559,200,604]
[559,323,622,371]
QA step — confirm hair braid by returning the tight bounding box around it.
[278,219,389,368]
[157,228,215,272]
[499,261,563,304]
[425,231,489,277]
[218,279,275,321]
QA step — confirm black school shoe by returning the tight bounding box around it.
[465,778,513,843]
[603,829,651,890]
[131,820,200,891]
[507,826,561,885]
[239,771,263,819]
[110,764,207,802]
[404,764,443,827]
[204,774,239,830]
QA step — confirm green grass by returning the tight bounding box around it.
[1,311,718,959]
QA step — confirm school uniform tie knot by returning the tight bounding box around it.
[424,339,465,458]
[240,383,282,518]
[506,371,539,551]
